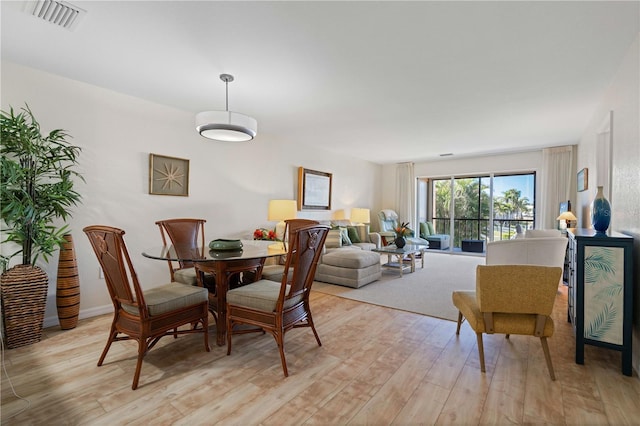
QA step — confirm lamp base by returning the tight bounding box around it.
[268,242,286,250]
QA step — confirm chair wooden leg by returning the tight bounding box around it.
[132,339,146,390]
[476,333,486,373]
[540,337,556,381]
[306,313,322,347]
[226,317,233,356]
[456,311,463,335]
[202,313,210,352]
[274,332,289,377]
[97,328,117,366]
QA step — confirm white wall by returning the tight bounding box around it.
[1,62,382,325]
[576,34,640,375]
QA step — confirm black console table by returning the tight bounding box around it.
[567,228,634,376]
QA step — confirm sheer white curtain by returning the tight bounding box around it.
[396,162,415,228]
[540,146,576,229]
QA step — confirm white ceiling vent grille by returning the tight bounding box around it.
[31,0,86,31]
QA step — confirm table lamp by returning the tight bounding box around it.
[268,199,297,249]
[351,208,370,224]
[557,211,577,232]
[350,208,371,241]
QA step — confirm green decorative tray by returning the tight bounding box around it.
[209,239,243,251]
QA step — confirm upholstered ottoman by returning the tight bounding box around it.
[426,234,450,250]
[315,250,381,288]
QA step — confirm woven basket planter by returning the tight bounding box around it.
[1,264,49,349]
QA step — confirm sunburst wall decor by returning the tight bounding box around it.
[149,153,189,196]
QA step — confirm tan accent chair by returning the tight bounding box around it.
[155,218,207,285]
[84,225,210,390]
[226,224,329,377]
[452,265,562,380]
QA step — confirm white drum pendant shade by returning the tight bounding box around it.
[196,111,257,142]
[196,73,257,142]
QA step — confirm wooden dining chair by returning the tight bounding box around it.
[261,218,320,282]
[226,224,330,376]
[83,225,210,390]
[155,218,208,286]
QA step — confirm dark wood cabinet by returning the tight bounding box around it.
[567,228,634,376]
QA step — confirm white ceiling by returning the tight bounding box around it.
[2,1,639,164]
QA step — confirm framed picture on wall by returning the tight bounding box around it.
[297,167,332,210]
[149,153,190,196]
[577,168,588,192]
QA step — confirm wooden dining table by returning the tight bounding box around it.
[142,240,287,346]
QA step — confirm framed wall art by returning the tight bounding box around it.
[577,168,588,192]
[149,153,190,196]
[297,167,332,210]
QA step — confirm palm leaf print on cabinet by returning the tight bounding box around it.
[583,246,623,344]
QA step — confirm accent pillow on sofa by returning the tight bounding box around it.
[340,227,352,246]
[346,226,362,243]
[325,228,343,248]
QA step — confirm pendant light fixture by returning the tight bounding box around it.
[196,74,257,142]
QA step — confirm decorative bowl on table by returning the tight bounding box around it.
[208,249,243,259]
[208,239,243,251]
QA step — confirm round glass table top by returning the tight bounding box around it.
[142,239,287,262]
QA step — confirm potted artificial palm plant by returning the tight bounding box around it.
[0,104,82,348]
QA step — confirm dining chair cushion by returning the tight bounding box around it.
[452,290,554,336]
[174,267,198,286]
[122,283,208,317]
[227,280,302,312]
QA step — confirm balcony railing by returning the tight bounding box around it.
[432,218,534,248]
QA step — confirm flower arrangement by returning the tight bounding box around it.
[253,228,279,241]
[394,222,412,237]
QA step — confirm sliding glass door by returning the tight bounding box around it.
[421,172,535,252]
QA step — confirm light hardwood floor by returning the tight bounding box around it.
[2,285,639,425]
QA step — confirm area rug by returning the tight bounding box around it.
[312,251,484,321]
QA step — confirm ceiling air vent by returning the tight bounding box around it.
[31,0,86,31]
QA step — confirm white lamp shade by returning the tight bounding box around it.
[268,200,297,221]
[196,110,257,142]
[556,211,577,221]
[351,208,370,224]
